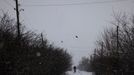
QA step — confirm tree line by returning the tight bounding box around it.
[78,13,134,75]
[0,13,72,75]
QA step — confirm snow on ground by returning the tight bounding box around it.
[66,70,93,75]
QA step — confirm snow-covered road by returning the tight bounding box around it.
[66,70,93,75]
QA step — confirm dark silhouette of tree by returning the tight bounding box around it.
[88,13,134,75]
[78,57,90,72]
[0,13,72,75]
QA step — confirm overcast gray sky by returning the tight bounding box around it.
[0,0,134,65]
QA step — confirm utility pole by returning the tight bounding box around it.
[41,33,44,47]
[101,42,104,57]
[15,0,20,40]
[117,26,119,56]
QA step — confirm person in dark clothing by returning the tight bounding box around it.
[73,66,77,73]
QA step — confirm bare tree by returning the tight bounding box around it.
[89,13,134,75]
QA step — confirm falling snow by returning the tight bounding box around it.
[36,52,41,57]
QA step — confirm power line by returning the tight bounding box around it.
[22,0,132,7]
[65,46,91,50]
[68,48,90,50]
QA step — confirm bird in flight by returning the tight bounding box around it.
[75,36,78,38]
[61,41,63,43]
